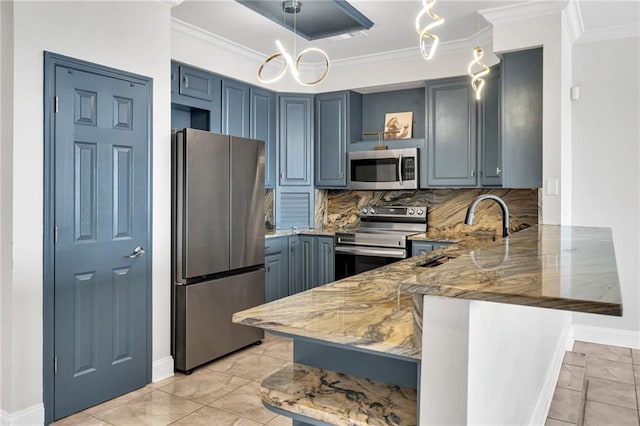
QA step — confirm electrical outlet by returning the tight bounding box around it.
[545,179,559,196]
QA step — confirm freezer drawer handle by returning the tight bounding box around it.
[128,246,146,258]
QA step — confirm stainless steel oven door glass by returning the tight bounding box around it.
[334,248,406,280]
[348,147,419,190]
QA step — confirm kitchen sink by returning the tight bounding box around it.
[416,254,457,268]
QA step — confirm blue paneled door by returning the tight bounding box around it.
[53,66,149,419]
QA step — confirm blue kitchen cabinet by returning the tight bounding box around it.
[251,87,276,188]
[179,63,220,103]
[426,76,478,187]
[265,237,289,302]
[295,235,336,293]
[278,94,313,186]
[500,48,543,188]
[314,91,362,188]
[171,61,222,133]
[171,62,179,95]
[300,235,315,291]
[288,236,303,295]
[222,79,250,137]
[479,65,502,187]
[411,241,452,257]
[315,236,335,286]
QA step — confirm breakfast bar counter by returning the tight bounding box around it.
[233,224,622,425]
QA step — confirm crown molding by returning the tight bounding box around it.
[157,0,185,8]
[332,26,493,69]
[577,23,640,44]
[562,0,584,43]
[480,0,569,24]
[171,17,265,63]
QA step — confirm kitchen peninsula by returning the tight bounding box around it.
[233,225,621,425]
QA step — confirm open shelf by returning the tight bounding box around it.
[261,363,417,426]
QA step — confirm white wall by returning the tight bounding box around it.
[172,18,500,94]
[0,0,14,421]
[4,1,172,420]
[467,302,571,425]
[420,297,572,425]
[571,36,640,338]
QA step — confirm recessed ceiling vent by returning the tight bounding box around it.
[236,0,374,41]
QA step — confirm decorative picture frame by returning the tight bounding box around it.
[383,111,413,140]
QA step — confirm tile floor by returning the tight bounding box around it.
[53,336,639,426]
[52,333,293,426]
[547,341,640,426]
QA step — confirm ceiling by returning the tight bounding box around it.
[171,1,640,62]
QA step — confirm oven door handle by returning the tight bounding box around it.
[335,246,407,258]
[336,238,403,248]
[398,154,403,186]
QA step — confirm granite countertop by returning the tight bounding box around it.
[236,225,621,360]
[403,225,622,315]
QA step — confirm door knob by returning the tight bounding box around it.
[128,246,145,258]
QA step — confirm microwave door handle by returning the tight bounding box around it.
[398,154,403,185]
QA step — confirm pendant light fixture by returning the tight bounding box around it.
[467,14,489,100]
[257,1,330,87]
[415,0,444,60]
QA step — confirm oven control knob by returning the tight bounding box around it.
[408,209,415,215]
[417,209,424,215]
[362,208,368,215]
[369,208,376,214]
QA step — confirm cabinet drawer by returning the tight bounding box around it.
[265,236,287,255]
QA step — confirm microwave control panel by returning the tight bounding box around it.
[402,157,416,180]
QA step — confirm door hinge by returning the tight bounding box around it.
[54,226,58,244]
[54,96,59,113]
[54,356,58,375]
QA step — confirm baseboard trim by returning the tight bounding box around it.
[527,321,573,425]
[0,404,44,426]
[152,356,174,383]
[0,409,9,426]
[572,325,640,349]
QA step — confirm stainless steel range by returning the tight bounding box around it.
[334,205,428,280]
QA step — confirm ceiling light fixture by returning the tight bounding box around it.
[257,1,330,87]
[467,46,489,100]
[415,0,444,60]
[467,14,489,100]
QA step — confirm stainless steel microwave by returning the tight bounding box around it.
[348,148,419,190]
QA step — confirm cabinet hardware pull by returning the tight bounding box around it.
[496,167,502,175]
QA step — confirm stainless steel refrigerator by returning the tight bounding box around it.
[172,128,265,373]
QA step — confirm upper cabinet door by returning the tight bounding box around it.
[501,48,543,188]
[250,87,276,188]
[315,92,347,187]
[179,65,220,102]
[426,76,477,187]
[314,91,361,188]
[222,79,250,137]
[279,94,313,186]
[171,62,179,95]
[480,66,502,187]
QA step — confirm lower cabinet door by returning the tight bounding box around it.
[316,236,335,286]
[265,240,288,302]
[288,236,303,295]
[300,236,315,291]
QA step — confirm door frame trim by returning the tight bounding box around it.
[43,52,154,424]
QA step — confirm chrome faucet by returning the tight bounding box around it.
[464,194,510,238]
